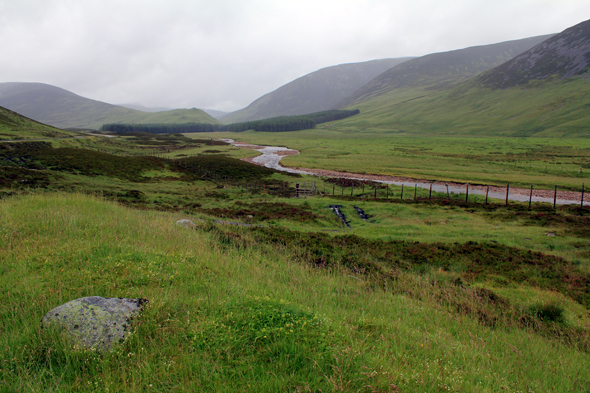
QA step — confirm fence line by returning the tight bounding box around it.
[74,146,588,207]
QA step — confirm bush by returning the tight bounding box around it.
[528,301,566,323]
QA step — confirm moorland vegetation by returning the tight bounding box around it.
[3,18,590,393]
[1,130,590,391]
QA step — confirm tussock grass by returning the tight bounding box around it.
[1,193,590,391]
[211,131,590,190]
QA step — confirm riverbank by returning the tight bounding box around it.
[228,139,588,205]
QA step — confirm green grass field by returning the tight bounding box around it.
[188,131,590,190]
[2,125,590,391]
[2,192,590,392]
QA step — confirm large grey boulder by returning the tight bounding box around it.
[41,296,148,351]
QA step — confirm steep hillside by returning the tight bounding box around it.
[0,83,220,129]
[222,58,412,123]
[333,20,590,137]
[339,35,553,107]
[478,19,590,88]
[0,105,77,140]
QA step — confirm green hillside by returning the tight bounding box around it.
[338,35,553,108]
[337,76,590,137]
[0,83,220,130]
[0,105,78,140]
[335,20,590,137]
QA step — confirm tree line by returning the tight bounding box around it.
[100,109,360,134]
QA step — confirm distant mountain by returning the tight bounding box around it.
[222,58,412,123]
[202,109,230,120]
[0,105,77,140]
[118,104,173,112]
[338,34,554,107]
[333,21,590,137]
[0,83,221,129]
[478,19,590,88]
[118,104,229,120]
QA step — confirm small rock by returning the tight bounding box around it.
[546,233,556,237]
[176,219,196,228]
[41,296,148,351]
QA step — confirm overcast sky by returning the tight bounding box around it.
[1,0,589,112]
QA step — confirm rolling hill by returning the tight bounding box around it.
[222,58,412,123]
[336,19,590,137]
[0,82,221,130]
[0,105,77,140]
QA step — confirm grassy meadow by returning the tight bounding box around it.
[191,131,590,190]
[2,192,590,392]
[2,129,590,391]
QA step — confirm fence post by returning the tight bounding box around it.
[429,184,432,201]
[553,185,557,209]
[446,184,449,200]
[506,183,509,206]
[414,184,417,201]
[529,185,533,209]
[296,183,300,198]
[465,184,469,203]
[333,184,335,196]
[401,184,404,200]
[485,186,489,205]
[582,183,585,208]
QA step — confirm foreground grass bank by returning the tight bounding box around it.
[1,193,589,392]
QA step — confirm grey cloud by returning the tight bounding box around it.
[1,0,590,111]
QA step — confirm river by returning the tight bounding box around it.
[222,139,587,206]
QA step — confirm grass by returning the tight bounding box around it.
[336,76,590,138]
[0,106,77,141]
[2,192,590,391]
[2,133,590,390]
[198,131,590,190]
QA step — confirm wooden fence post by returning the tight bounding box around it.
[446,184,449,200]
[529,185,533,209]
[553,185,557,209]
[401,184,404,200]
[414,184,417,201]
[485,186,489,205]
[582,183,585,208]
[429,184,432,201]
[465,184,469,203]
[506,183,510,206]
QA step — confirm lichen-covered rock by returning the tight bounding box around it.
[176,219,196,228]
[41,296,148,351]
